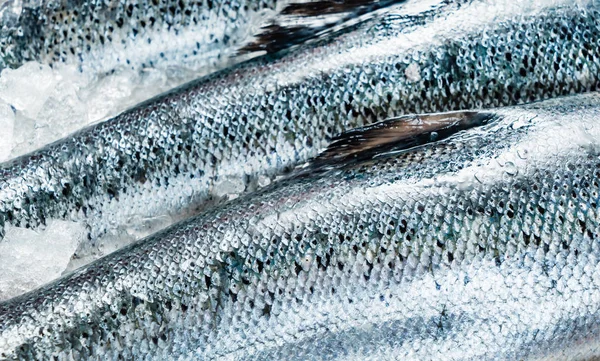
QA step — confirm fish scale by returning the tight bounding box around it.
[0,0,401,74]
[0,0,279,73]
[2,92,600,359]
[1,0,599,277]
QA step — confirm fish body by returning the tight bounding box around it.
[0,0,395,74]
[0,0,270,74]
[2,92,600,359]
[1,0,599,271]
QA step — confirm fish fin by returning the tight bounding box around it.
[310,111,495,168]
[279,0,400,16]
[239,0,405,54]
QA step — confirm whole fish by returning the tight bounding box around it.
[2,92,600,360]
[1,0,599,270]
[0,0,395,74]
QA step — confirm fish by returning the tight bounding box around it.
[1,0,599,275]
[0,0,397,74]
[2,91,600,360]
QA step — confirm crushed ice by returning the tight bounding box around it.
[0,220,86,300]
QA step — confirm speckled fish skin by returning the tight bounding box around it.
[0,0,278,74]
[3,92,600,360]
[1,0,599,260]
[0,0,396,74]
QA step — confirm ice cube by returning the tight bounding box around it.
[0,62,58,118]
[0,220,86,301]
[0,100,15,162]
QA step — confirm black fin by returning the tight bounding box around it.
[281,0,398,16]
[310,111,495,168]
[239,0,405,54]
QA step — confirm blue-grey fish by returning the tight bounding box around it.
[2,91,600,360]
[0,0,598,267]
[0,0,395,74]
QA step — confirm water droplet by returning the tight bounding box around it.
[504,161,517,176]
[517,149,529,159]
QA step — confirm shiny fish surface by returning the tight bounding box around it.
[1,0,599,266]
[0,0,394,74]
[0,0,273,74]
[2,92,600,360]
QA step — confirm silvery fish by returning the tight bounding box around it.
[2,92,600,360]
[0,0,395,74]
[1,0,599,266]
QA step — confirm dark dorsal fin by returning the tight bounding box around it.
[310,111,495,168]
[281,0,396,16]
[239,0,405,54]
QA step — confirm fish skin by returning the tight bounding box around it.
[1,0,599,269]
[2,92,600,360]
[0,0,277,74]
[0,0,397,74]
